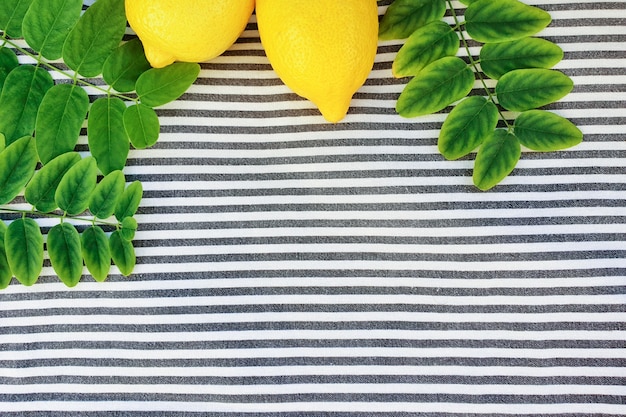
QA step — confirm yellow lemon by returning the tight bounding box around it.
[125,0,255,68]
[255,0,379,123]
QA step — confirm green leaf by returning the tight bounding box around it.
[496,68,574,112]
[465,0,551,43]
[480,37,564,80]
[22,0,82,60]
[89,170,125,219]
[103,38,152,93]
[0,136,38,205]
[473,129,521,191]
[514,109,583,151]
[120,216,138,241]
[123,103,160,149]
[438,96,499,160]
[392,21,459,77]
[0,0,34,38]
[5,217,43,286]
[55,156,98,215]
[379,0,447,40]
[62,0,127,77]
[115,180,143,221]
[35,83,90,164]
[81,225,110,282]
[0,65,54,144]
[109,230,135,276]
[24,151,81,212]
[0,47,19,90]
[136,63,201,108]
[47,222,82,287]
[87,97,130,175]
[0,221,12,289]
[396,56,475,118]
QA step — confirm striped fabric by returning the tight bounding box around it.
[1,0,625,415]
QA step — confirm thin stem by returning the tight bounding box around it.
[1,36,136,102]
[0,207,119,228]
[446,1,512,129]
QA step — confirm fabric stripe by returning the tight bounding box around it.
[1,0,625,415]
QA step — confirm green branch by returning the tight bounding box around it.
[0,206,120,228]
[1,34,138,102]
[446,0,511,129]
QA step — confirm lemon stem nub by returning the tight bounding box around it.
[144,45,175,68]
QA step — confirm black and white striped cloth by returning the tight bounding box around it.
[1,1,625,415]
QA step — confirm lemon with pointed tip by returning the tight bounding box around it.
[255,0,379,123]
[125,0,255,68]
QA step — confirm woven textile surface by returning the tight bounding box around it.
[1,1,625,415]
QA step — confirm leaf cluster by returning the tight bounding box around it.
[0,142,141,287]
[0,0,200,286]
[380,0,583,190]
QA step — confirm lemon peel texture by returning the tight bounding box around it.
[256,0,379,123]
[125,0,255,68]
